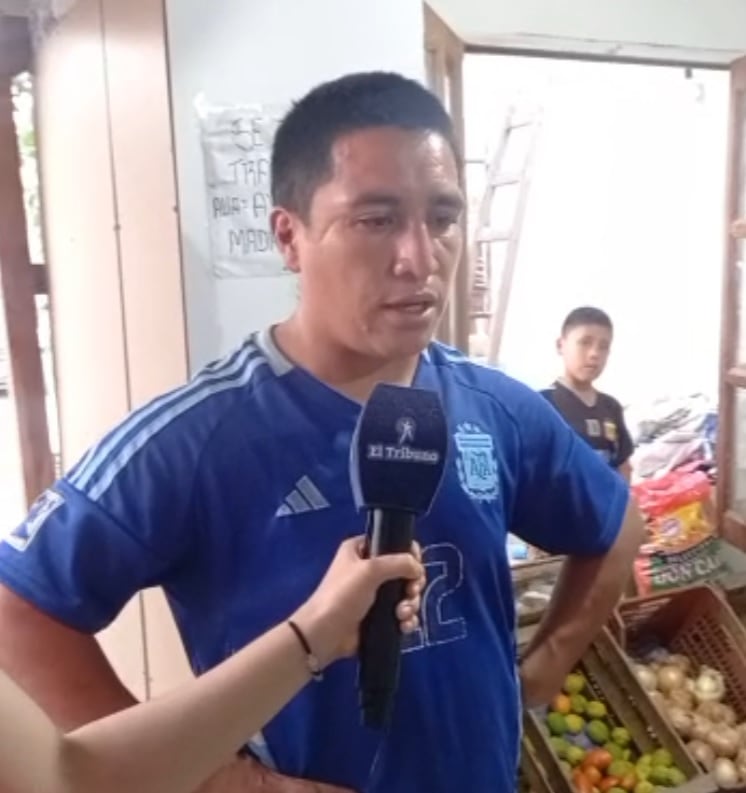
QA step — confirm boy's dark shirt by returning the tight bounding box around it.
[540,381,634,469]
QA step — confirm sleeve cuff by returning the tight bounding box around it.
[594,475,630,555]
[0,557,108,634]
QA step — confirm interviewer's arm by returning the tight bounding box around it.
[0,540,422,793]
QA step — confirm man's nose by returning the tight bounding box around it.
[393,220,437,280]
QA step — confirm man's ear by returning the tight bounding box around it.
[271,207,301,273]
[556,337,564,355]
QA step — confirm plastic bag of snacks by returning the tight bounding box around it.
[631,470,727,595]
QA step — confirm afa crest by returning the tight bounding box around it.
[454,422,499,502]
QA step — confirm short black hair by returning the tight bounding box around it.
[271,71,457,218]
[561,306,613,336]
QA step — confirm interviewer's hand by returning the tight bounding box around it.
[292,536,424,668]
[195,538,423,793]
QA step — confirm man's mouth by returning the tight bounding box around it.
[383,294,438,314]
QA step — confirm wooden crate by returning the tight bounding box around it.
[524,629,705,793]
[611,584,746,722]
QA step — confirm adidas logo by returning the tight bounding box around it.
[275,476,330,517]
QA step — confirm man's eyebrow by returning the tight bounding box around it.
[347,189,465,211]
[432,191,465,211]
[349,191,401,208]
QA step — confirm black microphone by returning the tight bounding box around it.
[350,383,448,728]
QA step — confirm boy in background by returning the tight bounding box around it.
[541,307,634,482]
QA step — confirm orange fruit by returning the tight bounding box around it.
[552,694,573,715]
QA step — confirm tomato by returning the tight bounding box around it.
[598,778,621,792]
[582,749,614,771]
[619,772,637,791]
[584,766,602,785]
[571,770,594,793]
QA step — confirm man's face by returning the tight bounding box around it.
[558,324,612,385]
[273,127,464,360]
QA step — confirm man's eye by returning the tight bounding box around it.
[430,213,459,233]
[357,215,394,231]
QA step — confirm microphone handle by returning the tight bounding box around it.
[358,508,415,729]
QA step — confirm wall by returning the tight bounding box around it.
[428,0,746,64]
[463,55,728,409]
[35,0,186,698]
[166,0,426,373]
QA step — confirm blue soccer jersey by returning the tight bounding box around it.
[0,330,628,792]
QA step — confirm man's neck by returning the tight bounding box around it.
[273,319,421,403]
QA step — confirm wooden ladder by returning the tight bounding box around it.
[469,105,542,366]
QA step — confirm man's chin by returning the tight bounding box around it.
[379,328,434,360]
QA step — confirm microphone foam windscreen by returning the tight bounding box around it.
[350,383,448,515]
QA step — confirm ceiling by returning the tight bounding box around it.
[427,0,746,65]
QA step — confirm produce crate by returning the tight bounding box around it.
[519,730,554,793]
[610,584,746,722]
[524,629,702,793]
[723,579,746,630]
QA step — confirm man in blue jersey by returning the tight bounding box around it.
[0,72,643,793]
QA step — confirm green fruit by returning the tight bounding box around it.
[635,763,651,781]
[565,714,585,735]
[604,742,625,761]
[611,726,632,748]
[651,748,673,768]
[559,760,572,776]
[666,767,686,786]
[608,789,626,793]
[638,753,653,767]
[622,748,632,761]
[546,712,567,736]
[570,694,588,714]
[586,700,608,719]
[634,783,655,793]
[549,736,570,759]
[649,766,670,786]
[608,760,635,778]
[586,719,610,745]
[565,746,585,767]
[563,673,586,695]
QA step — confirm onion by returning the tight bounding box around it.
[668,653,693,674]
[668,686,696,711]
[690,716,715,743]
[694,667,727,704]
[657,664,687,693]
[735,748,746,782]
[713,757,740,789]
[697,701,737,726]
[666,704,694,737]
[687,739,716,771]
[634,664,658,692]
[707,725,740,759]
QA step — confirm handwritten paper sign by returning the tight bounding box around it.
[197,99,291,278]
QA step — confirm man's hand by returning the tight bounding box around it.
[196,755,354,793]
[520,648,565,710]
